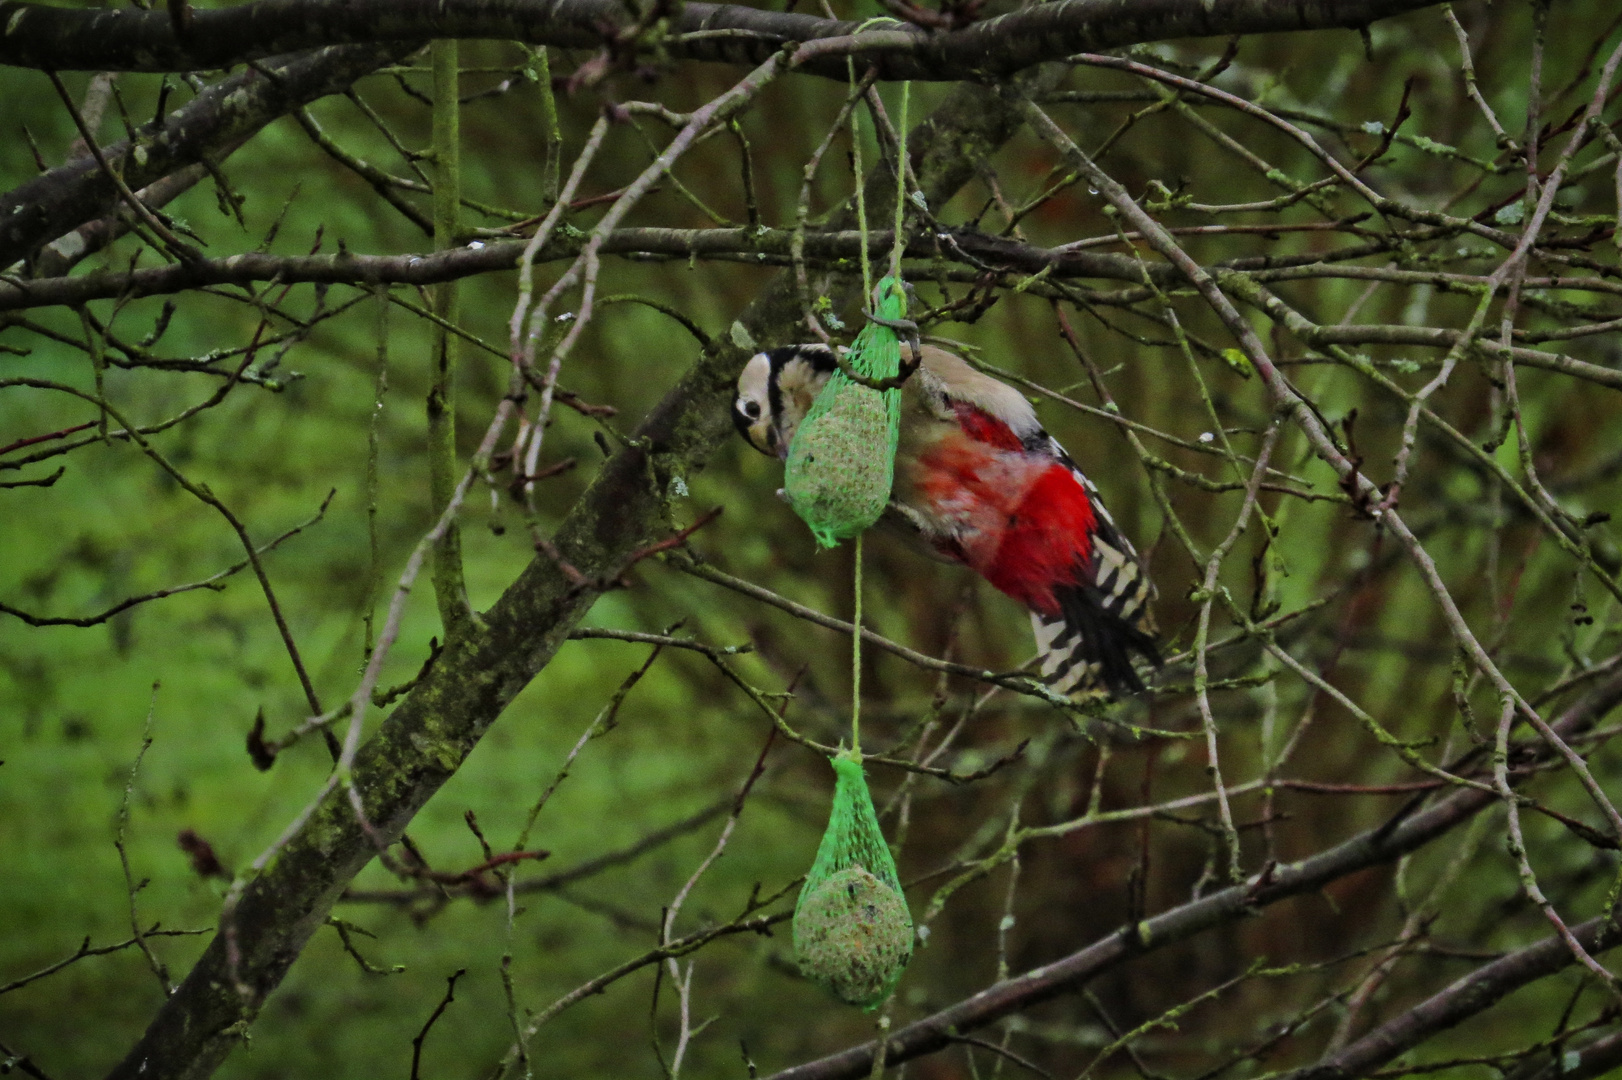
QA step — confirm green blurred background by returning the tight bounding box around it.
[4,1,1622,1076]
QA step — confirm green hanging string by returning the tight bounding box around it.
[848,57,873,305]
[851,533,864,754]
[891,82,909,281]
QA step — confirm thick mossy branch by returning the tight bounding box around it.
[0,0,1447,80]
[100,75,1044,1080]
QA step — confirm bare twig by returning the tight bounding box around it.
[410,969,467,1080]
[1,490,334,628]
[115,684,172,994]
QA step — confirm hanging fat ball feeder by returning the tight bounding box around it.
[782,276,914,548]
[793,751,913,1008]
[790,83,917,1009]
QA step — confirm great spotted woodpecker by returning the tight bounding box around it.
[734,343,1159,699]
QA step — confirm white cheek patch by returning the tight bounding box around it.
[735,353,775,454]
[738,352,772,407]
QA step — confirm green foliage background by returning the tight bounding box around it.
[4,2,1622,1077]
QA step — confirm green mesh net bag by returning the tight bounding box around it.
[783,276,909,548]
[793,750,913,1008]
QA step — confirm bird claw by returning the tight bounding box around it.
[862,308,923,372]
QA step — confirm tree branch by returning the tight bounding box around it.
[0,0,1448,81]
[11,225,1614,390]
[760,669,1622,1080]
[0,42,413,270]
[1284,913,1622,1079]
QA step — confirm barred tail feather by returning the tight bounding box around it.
[1031,538,1160,699]
[1031,601,1158,699]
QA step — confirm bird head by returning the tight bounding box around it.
[732,344,838,459]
